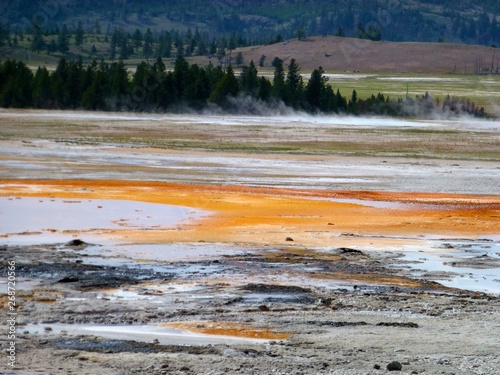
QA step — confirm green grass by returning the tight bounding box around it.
[324,73,500,114]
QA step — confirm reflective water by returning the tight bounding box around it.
[0,197,203,245]
[21,323,277,345]
[393,239,500,294]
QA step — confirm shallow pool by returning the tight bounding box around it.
[0,196,203,245]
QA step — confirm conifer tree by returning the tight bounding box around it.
[257,76,272,102]
[31,25,45,53]
[258,54,266,68]
[305,67,325,109]
[33,67,53,108]
[0,60,34,107]
[0,24,8,48]
[271,57,285,101]
[235,52,244,67]
[240,60,258,97]
[75,21,84,49]
[209,65,239,106]
[57,25,70,53]
[184,64,211,108]
[173,55,190,99]
[285,58,303,107]
[132,29,142,52]
[110,60,129,98]
[143,28,154,58]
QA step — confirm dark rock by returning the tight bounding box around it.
[66,239,87,247]
[308,321,368,327]
[338,247,364,255]
[258,305,270,311]
[57,276,79,283]
[374,364,381,370]
[377,322,419,328]
[241,283,312,294]
[387,361,403,371]
[285,237,294,242]
[224,297,244,305]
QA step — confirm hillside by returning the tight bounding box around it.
[238,36,499,74]
[1,0,498,46]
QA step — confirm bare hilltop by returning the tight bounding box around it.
[238,36,499,74]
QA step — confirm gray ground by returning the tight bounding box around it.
[1,110,499,374]
[2,242,499,375]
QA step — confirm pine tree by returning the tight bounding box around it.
[57,25,70,53]
[47,39,57,55]
[336,88,347,111]
[354,22,366,39]
[208,65,239,106]
[0,24,8,48]
[295,27,306,40]
[33,66,53,108]
[305,67,325,109]
[119,36,131,60]
[132,29,142,52]
[240,60,258,96]
[143,28,154,58]
[257,76,272,102]
[110,60,129,96]
[65,59,84,109]
[184,64,211,108]
[258,54,266,68]
[173,55,190,99]
[235,52,244,67]
[285,58,303,107]
[82,71,106,110]
[31,25,46,53]
[206,61,224,92]
[110,29,121,60]
[349,89,358,114]
[0,60,34,107]
[75,21,84,49]
[271,57,285,101]
[52,58,69,106]
[156,33,172,58]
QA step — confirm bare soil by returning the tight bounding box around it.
[238,35,499,74]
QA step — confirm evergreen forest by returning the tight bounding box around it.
[0,57,489,118]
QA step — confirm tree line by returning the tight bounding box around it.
[2,0,498,50]
[0,57,489,118]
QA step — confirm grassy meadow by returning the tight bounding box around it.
[324,73,500,113]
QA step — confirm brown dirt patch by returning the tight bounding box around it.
[239,35,498,74]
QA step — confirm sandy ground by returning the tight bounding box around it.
[0,110,499,374]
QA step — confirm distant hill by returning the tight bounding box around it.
[1,0,498,46]
[238,36,499,74]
